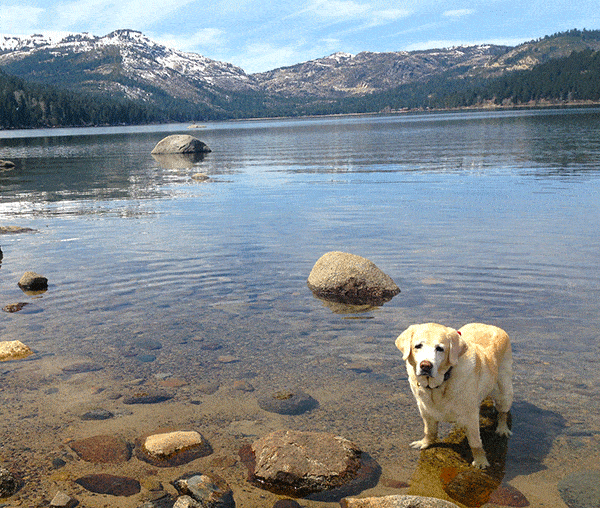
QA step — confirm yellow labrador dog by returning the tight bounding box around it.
[395,322,513,468]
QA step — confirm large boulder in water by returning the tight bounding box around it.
[151,135,211,154]
[240,429,379,499]
[307,251,400,305]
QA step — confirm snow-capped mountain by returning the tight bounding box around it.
[0,29,256,105]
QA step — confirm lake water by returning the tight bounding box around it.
[1,109,599,507]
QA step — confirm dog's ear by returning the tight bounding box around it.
[395,326,415,361]
[448,330,468,365]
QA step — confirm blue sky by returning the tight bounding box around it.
[1,0,599,73]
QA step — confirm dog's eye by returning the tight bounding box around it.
[435,345,445,352]
[414,344,423,349]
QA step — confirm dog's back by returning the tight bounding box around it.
[459,322,513,414]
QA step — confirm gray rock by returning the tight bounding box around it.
[50,490,78,507]
[307,251,400,305]
[17,271,48,291]
[558,470,600,508]
[340,495,460,507]
[151,135,211,154]
[0,159,15,170]
[173,473,235,508]
[243,430,363,497]
[81,408,114,420]
[0,467,20,497]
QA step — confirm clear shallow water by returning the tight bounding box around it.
[1,109,600,507]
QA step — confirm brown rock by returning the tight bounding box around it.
[69,435,132,463]
[242,430,363,497]
[340,495,460,507]
[307,251,399,305]
[75,474,140,496]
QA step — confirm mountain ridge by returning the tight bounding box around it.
[2,28,600,127]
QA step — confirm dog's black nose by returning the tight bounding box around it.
[419,360,433,375]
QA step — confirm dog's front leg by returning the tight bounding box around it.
[464,416,489,468]
[411,413,438,449]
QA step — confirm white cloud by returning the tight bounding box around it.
[308,0,370,21]
[367,8,411,27]
[443,9,475,18]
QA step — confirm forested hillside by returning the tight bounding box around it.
[0,69,167,128]
[307,47,600,114]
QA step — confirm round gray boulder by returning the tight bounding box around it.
[151,135,211,154]
[307,251,400,305]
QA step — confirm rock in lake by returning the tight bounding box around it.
[17,271,48,291]
[0,159,15,170]
[69,435,132,463]
[0,467,20,497]
[75,473,140,496]
[173,473,235,508]
[307,251,400,305]
[340,495,460,508]
[49,490,78,508]
[0,340,33,361]
[151,135,211,154]
[258,389,318,415]
[241,430,365,497]
[136,430,212,467]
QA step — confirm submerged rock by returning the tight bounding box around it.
[307,251,400,305]
[49,490,78,508]
[173,473,235,508]
[0,467,21,497]
[241,430,366,497]
[257,389,318,415]
[136,430,212,467]
[123,389,174,404]
[69,435,132,463]
[75,473,140,496]
[151,135,211,154]
[340,495,460,507]
[0,340,33,361]
[3,302,29,313]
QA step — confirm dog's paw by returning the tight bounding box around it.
[471,448,490,468]
[495,423,513,437]
[410,439,433,450]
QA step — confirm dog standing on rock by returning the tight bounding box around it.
[395,322,513,468]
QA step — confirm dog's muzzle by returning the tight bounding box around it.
[418,360,433,377]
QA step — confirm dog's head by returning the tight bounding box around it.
[395,323,467,381]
